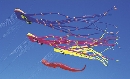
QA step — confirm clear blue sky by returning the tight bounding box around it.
[0,0,130,79]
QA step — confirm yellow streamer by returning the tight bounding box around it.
[54,46,108,66]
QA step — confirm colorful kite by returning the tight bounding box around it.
[54,46,119,66]
[54,45,108,66]
[27,32,118,49]
[15,6,117,37]
[41,59,86,72]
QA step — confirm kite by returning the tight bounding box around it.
[41,59,86,72]
[54,46,119,66]
[54,45,108,66]
[14,6,117,37]
[27,32,118,50]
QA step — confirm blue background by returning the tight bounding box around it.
[0,0,130,79]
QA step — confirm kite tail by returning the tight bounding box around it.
[80,65,86,71]
[58,63,86,72]
[71,65,86,72]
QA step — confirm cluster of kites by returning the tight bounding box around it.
[14,6,119,72]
